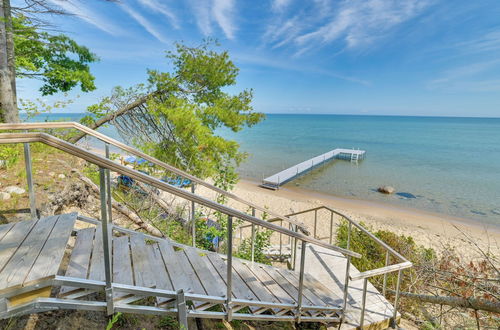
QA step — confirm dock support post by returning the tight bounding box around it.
[250,208,256,263]
[176,289,188,330]
[99,167,114,315]
[296,240,307,323]
[226,215,233,321]
[191,184,196,247]
[23,142,37,219]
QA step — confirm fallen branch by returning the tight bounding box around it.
[78,172,164,238]
[387,289,500,314]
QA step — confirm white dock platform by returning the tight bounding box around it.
[261,148,365,190]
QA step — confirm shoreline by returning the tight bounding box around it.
[234,178,500,259]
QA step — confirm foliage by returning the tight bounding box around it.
[0,144,21,168]
[105,312,122,330]
[13,14,98,95]
[235,229,273,265]
[19,94,76,119]
[86,40,264,190]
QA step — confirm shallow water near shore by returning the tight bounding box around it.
[24,113,500,227]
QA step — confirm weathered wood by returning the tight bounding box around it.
[24,213,77,285]
[9,287,52,307]
[88,225,104,281]
[205,252,257,301]
[129,234,155,288]
[0,222,14,242]
[242,261,295,304]
[60,227,96,295]
[113,236,133,285]
[0,215,59,290]
[183,248,225,297]
[146,243,173,305]
[0,220,36,271]
[157,239,196,293]
[232,258,279,303]
[175,247,207,295]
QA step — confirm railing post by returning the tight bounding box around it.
[104,144,113,224]
[250,208,256,263]
[342,221,352,319]
[279,219,283,256]
[313,209,318,239]
[359,278,368,328]
[99,167,114,315]
[176,289,188,330]
[23,142,37,219]
[391,269,403,328]
[292,224,298,270]
[226,215,233,321]
[296,240,307,323]
[191,184,196,247]
[382,250,390,296]
[329,211,334,245]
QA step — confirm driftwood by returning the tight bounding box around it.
[78,172,164,238]
[387,289,500,314]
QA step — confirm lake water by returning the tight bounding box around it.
[23,113,500,226]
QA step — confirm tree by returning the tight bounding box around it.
[80,41,265,186]
[0,1,99,123]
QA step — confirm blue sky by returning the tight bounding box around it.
[17,0,500,117]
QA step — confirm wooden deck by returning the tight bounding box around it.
[261,148,366,190]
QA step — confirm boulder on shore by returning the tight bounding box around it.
[378,186,395,194]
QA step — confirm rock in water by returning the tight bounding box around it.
[378,186,395,194]
[3,186,26,195]
[0,192,11,200]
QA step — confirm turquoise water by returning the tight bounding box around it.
[23,113,500,226]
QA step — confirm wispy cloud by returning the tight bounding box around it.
[188,0,237,39]
[121,4,169,44]
[266,0,432,54]
[48,0,121,35]
[235,52,371,86]
[455,31,500,55]
[137,0,180,29]
[272,0,293,12]
[428,59,500,92]
[212,0,236,39]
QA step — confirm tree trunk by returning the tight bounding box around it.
[0,0,18,123]
[68,91,160,143]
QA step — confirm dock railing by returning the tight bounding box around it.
[0,130,361,323]
[239,205,412,327]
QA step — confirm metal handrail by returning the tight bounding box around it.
[0,131,360,258]
[275,205,412,327]
[0,122,308,233]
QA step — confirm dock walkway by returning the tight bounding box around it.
[261,148,366,190]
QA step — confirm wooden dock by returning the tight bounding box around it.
[261,148,366,190]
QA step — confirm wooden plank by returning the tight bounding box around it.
[112,236,133,285]
[205,252,257,301]
[231,258,279,303]
[157,239,197,293]
[25,213,77,285]
[259,265,314,306]
[9,287,51,307]
[195,250,230,297]
[60,227,96,295]
[273,267,325,307]
[175,247,207,295]
[129,234,155,288]
[0,215,59,291]
[0,222,14,242]
[0,220,37,271]
[147,243,173,305]
[88,225,104,281]
[242,262,294,304]
[183,248,225,297]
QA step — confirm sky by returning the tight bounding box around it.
[16,0,500,117]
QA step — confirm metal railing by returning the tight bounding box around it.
[0,122,308,234]
[0,130,361,323]
[240,205,412,327]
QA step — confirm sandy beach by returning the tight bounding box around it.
[230,179,500,261]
